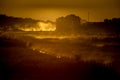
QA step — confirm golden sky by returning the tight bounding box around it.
[0,0,120,22]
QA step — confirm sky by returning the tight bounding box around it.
[0,0,120,22]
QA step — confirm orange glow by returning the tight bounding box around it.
[19,21,56,31]
[19,27,41,31]
[38,22,56,31]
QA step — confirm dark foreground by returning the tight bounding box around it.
[0,36,120,80]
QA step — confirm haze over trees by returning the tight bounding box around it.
[56,14,120,36]
[56,14,81,33]
[0,14,120,37]
[0,14,39,31]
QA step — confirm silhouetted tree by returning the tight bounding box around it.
[111,18,120,37]
[56,14,81,33]
[0,14,39,31]
[104,18,120,37]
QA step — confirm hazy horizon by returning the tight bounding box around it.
[0,0,120,22]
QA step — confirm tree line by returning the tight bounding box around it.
[0,14,39,31]
[56,14,120,36]
[0,14,120,36]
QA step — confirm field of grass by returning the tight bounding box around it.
[0,32,120,80]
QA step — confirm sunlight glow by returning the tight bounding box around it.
[19,21,56,31]
[38,22,56,31]
[56,56,61,59]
